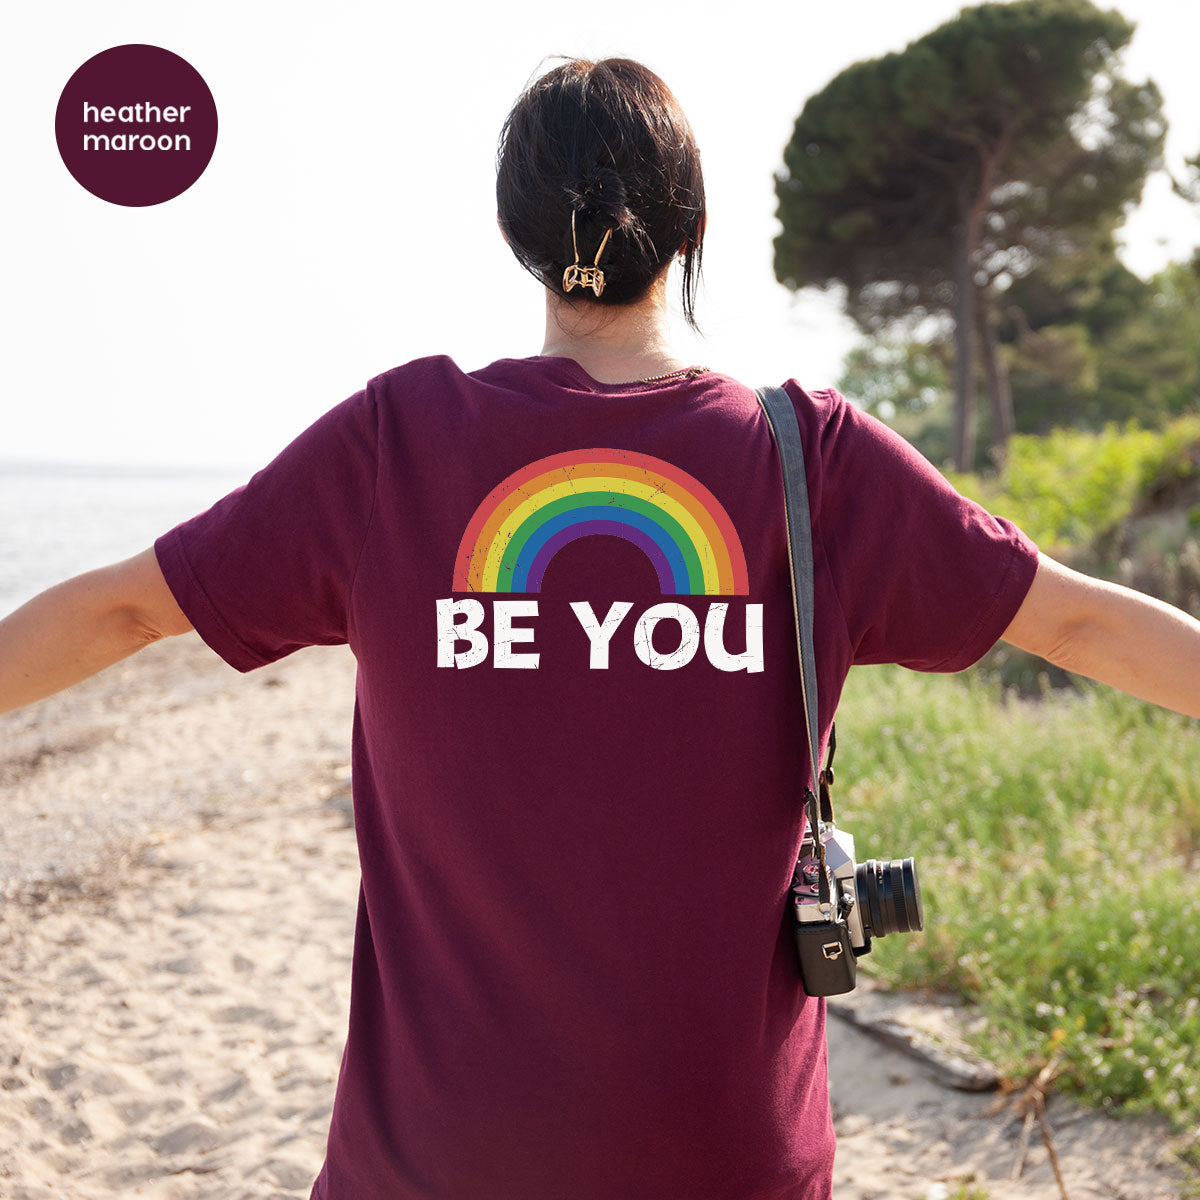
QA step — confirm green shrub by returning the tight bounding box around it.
[944,421,1198,550]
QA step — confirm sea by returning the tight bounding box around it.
[0,460,250,616]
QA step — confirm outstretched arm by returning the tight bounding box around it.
[0,547,193,715]
[1001,552,1200,719]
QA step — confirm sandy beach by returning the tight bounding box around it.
[0,634,1187,1198]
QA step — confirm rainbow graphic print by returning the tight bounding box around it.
[453,449,749,595]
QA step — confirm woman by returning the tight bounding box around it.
[2,57,1198,1200]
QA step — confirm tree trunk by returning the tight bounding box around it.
[951,130,1013,473]
[977,298,1015,466]
[952,221,976,473]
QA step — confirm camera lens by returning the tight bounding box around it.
[854,858,923,938]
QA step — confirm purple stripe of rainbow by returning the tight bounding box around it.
[522,519,676,593]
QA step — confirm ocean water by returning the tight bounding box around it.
[0,461,249,615]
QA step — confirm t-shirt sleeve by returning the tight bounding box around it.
[795,384,1040,672]
[153,386,379,672]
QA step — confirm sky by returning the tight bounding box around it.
[2,0,1198,471]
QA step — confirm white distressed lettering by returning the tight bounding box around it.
[569,600,634,669]
[494,600,540,669]
[435,598,488,668]
[704,602,765,673]
[633,603,701,670]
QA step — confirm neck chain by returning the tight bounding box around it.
[637,365,710,384]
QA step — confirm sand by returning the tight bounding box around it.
[0,634,1188,1198]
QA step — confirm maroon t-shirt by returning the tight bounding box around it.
[154,355,1038,1200]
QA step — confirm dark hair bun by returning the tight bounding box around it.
[496,57,706,326]
[566,166,628,221]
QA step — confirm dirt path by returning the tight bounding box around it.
[0,636,1187,1198]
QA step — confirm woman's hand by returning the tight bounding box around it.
[1002,552,1200,718]
[0,547,192,715]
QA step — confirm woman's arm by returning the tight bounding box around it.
[1001,552,1200,718]
[0,547,193,715]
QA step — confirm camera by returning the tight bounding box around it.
[791,824,923,997]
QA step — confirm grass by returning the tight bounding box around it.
[833,662,1200,1134]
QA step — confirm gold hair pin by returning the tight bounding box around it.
[562,210,613,297]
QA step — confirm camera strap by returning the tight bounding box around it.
[755,385,835,913]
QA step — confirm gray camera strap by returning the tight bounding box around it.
[755,385,834,912]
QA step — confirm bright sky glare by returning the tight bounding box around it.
[2,0,1197,470]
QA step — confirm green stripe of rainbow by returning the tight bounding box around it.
[452,449,749,595]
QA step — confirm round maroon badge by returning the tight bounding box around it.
[55,44,218,207]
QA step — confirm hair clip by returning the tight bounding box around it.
[563,210,613,297]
